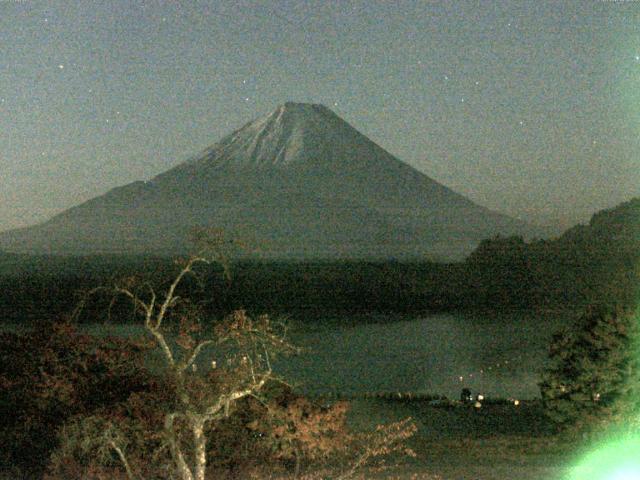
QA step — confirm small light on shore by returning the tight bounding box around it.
[514,399,520,406]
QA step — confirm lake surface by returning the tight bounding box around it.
[274,310,573,399]
[4,309,574,400]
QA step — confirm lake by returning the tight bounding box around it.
[268,310,572,399]
[4,309,573,400]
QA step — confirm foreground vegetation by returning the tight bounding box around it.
[0,315,570,480]
[0,240,418,479]
[1,198,638,478]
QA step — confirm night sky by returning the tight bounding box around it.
[1,0,639,232]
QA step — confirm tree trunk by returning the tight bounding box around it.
[193,419,208,480]
[166,414,195,480]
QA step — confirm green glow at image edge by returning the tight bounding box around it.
[567,436,640,479]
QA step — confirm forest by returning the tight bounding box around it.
[1,198,638,323]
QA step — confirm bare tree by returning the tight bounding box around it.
[76,232,295,480]
[60,230,418,479]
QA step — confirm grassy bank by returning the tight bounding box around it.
[346,397,573,479]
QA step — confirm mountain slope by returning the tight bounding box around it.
[0,102,542,260]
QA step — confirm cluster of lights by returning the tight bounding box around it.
[456,359,512,383]
[456,359,522,408]
[473,394,519,409]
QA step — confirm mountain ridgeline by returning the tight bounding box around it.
[0,103,541,260]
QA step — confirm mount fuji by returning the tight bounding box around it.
[0,102,543,260]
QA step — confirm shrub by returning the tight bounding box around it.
[0,319,152,478]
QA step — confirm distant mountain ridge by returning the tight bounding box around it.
[0,102,545,260]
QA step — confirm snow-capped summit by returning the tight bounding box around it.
[177,102,340,169]
[162,102,392,173]
[0,103,543,259]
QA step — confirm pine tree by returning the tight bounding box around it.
[539,305,640,432]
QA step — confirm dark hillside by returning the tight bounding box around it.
[463,198,640,309]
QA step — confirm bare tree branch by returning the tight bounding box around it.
[204,376,269,419]
[109,441,139,480]
[178,339,216,373]
[156,256,208,331]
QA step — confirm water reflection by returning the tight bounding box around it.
[275,310,572,399]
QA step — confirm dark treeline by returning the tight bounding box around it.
[1,198,638,323]
[0,256,466,322]
[464,198,640,310]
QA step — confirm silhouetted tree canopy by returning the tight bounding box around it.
[539,306,640,433]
